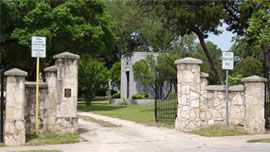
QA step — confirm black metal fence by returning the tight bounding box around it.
[263,58,270,128]
[265,95,270,128]
[154,79,177,125]
[0,65,6,142]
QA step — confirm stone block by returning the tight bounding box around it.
[6,108,15,119]
[15,120,25,130]
[208,119,214,125]
[179,95,188,105]
[4,120,26,146]
[180,85,190,95]
[14,110,24,120]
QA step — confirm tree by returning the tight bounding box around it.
[226,1,270,100]
[156,53,180,80]
[145,1,226,84]
[132,55,156,91]
[193,41,223,84]
[133,53,180,98]
[1,0,116,75]
[78,58,109,105]
[155,53,180,98]
[105,1,174,53]
[246,1,270,67]
[224,1,254,36]
[0,0,37,71]
[229,36,260,59]
[235,56,263,78]
[109,62,121,89]
[168,34,197,57]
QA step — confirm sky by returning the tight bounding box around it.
[206,24,236,52]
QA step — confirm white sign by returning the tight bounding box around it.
[31,36,46,58]
[222,52,234,70]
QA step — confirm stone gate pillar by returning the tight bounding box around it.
[53,52,80,134]
[44,65,57,131]
[242,75,267,134]
[4,68,27,146]
[175,57,202,131]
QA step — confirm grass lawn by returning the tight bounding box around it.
[0,142,4,147]
[192,125,249,137]
[78,101,155,125]
[0,132,79,147]
[25,132,80,146]
[248,138,270,143]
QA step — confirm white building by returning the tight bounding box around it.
[120,52,158,99]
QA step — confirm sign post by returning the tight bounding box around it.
[222,51,234,127]
[31,36,46,134]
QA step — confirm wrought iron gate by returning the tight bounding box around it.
[154,78,177,125]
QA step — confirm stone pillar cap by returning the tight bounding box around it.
[242,75,267,83]
[175,57,202,65]
[201,72,209,78]
[53,52,80,59]
[4,68,28,76]
[44,65,57,72]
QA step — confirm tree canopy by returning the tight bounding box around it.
[1,0,116,72]
[137,1,227,84]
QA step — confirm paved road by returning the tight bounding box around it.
[1,112,270,152]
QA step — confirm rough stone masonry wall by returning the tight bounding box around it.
[52,53,79,134]
[4,69,27,146]
[200,84,245,127]
[175,57,267,134]
[4,52,79,146]
[25,82,51,134]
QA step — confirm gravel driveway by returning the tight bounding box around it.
[1,111,270,152]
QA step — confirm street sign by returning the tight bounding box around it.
[31,36,46,134]
[222,51,234,126]
[222,52,234,70]
[31,36,46,58]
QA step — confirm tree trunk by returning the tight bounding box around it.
[196,31,224,85]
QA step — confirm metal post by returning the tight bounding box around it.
[154,72,157,122]
[108,79,112,103]
[0,65,4,142]
[0,0,3,142]
[35,57,40,134]
[225,69,229,126]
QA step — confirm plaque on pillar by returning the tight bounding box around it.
[64,88,71,98]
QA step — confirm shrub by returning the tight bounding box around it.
[132,94,148,99]
[228,73,243,85]
[112,92,120,99]
[143,94,149,98]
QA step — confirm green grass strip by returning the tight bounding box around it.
[192,125,249,137]
[25,132,80,146]
[247,138,270,143]
[79,115,122,127]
